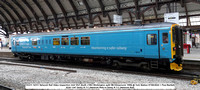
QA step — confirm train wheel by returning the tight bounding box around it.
[19,56,23,60]
[141,64,150,72]
[49,56,55,60]
[19,56,26,60]
[13,54,18,57]
[27,55,31,59]
[28,56,34,61]
[112,62,121,69]
[106,59,112,65]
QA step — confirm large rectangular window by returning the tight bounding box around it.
[162,33,168,43]
[32,39,37,45]
[147,34,157,45]
[71,37,79,45]
[53,38,60,45]
[61,38,69,45]
[81,37,90,45]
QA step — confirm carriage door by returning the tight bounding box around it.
[159,30,171,59]
[144,31,159,59]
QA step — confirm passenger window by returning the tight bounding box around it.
[61,38,69,45]
[81,37,90,45]
[163,33,168,43]
[53,38,60,45]
[71,37,79,45]
[42,40,44,45]
[32,39,37,45]
[147,34,157,45]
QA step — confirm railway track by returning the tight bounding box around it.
[0,58,77,73]
[0,84,12,90]
[0,57,200,83]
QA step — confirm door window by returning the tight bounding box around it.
[162,33,168,43]
[147,34,157,45]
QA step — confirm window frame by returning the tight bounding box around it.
[61,37,69,45]
[147,34,157,45]
[32,39,37,46]
[70,37,79,45]
[53,38,60,45]
[162,33,169,44]
[81,37,90,45]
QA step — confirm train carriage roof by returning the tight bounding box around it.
[13,22,176,37]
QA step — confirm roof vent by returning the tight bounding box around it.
[134,19,142,26]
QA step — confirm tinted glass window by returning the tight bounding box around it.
[147,34,157,45]
[163,33,168,43]
[61,38,69,45]
[71,37,79,45]
[53,38,60,45]
[81,37,90,45]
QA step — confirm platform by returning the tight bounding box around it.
[0,47,13,58]
[183,47,200,61]
[0,84,12,90]
[0,47,11,52]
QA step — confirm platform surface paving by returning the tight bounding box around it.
[0,47,11,52]
[183,48,200,61]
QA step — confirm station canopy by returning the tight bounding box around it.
[0,0,199,36]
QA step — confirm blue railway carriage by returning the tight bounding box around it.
[11,22,183,71]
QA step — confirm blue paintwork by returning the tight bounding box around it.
[11,27,172,60]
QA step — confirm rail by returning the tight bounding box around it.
[0,61,77,73]
[0,84,12,90]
